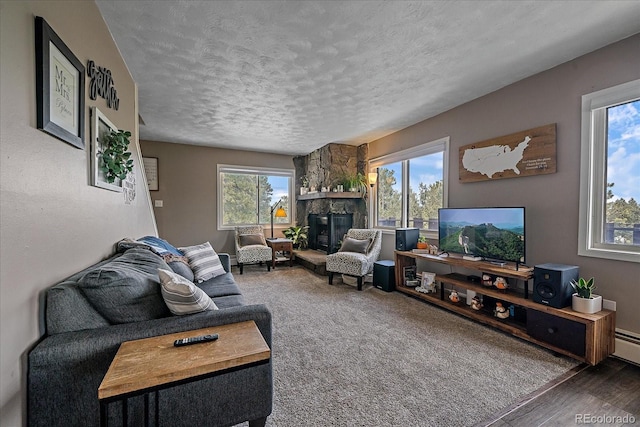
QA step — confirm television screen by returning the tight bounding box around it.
[438,207,525,265]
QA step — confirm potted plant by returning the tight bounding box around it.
[99,129,134,183]
[570,277,602,314]
[341,172,367,194]
[300,176,309,195]
[282,225,309,249]
[417,235,429,249]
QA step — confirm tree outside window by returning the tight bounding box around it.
[218,166,293,229]
[372,137,449,236]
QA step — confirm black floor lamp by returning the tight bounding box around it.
[269,197,287,239]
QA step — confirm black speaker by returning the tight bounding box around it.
[373,260,395,292]
[395,228,419,251]
[533,263,579,308]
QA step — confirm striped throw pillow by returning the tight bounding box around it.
[158,269,218,315]
[179,242,226,283]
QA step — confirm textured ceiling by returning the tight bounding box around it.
[96,1,640,155]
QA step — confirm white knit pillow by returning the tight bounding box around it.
[178,242,226,283]
[158,269,218,315]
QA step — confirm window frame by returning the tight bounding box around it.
[369,136,449,240]
[578,79,640,263]
[217,164,294,231]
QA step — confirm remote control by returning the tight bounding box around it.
[173,334,219,347]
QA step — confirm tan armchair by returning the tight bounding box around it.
[326,229,383,290]
[234,226,273,274]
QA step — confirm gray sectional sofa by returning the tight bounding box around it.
[27,241,272,427]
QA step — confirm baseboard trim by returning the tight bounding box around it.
[476,363,588,427]
[614,329,640,365]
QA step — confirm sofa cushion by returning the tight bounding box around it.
[46,281,110,334]
[179,242,226,283]
[78,248,170,324]
[158,269,218,315]
[210,294,247,309]
[339,236,371,254]
[167,260,195,282]
[197,273,242,298]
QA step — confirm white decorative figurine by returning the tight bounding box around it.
[494,276,508,290]
[494,302,509,319]
[449,290,460,303]
[470,296,483,311]
[481,274,493,287]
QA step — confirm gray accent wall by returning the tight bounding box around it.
[0,2,157,425]
[139,141,295,254]
[370,33,640,334]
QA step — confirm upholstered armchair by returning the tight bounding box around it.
[234,226,273,274]
[326,228,383,290]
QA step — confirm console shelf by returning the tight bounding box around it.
[394,251,615,365]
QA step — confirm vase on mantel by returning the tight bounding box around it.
[300,188,308,195]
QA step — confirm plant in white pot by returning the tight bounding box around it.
[570,277,602,314]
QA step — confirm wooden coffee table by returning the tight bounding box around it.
[266,238,294,268]
[98,320,270,426]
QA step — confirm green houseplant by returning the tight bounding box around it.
[282,225,309,249]
[570,277,602,314]
[99,129,134,183]
[341,172,367,194]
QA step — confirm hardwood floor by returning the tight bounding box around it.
[482,357,640,426]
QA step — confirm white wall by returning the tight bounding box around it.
[0,2,156,425]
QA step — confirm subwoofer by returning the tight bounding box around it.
[395,228,419,251]
[533,263,579,308]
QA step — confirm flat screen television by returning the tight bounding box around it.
[438,207,525,267]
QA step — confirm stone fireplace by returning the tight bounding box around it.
[293,143,369,233]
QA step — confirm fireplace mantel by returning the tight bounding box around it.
[297,191,364,201]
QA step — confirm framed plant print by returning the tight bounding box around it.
[35,16,85,149]
[91,107,122,192]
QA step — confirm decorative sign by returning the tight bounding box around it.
[143,157,159,191]
[87,60,119,110]
[459,123,557,183]
[35,17,85,149]
[123,172,136,204]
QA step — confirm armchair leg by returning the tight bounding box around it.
[357,276,363,291]
[328,272,334,285]
[267,264,271,272]
[239,263,244,274]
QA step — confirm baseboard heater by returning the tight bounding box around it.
[615,329,640,365]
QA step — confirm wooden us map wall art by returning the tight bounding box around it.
[458,123,557,183]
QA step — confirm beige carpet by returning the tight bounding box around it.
[234,265,578,427]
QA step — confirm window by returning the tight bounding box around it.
[370,137,449,238]
[217,165,293,230]
[578,79,640,263]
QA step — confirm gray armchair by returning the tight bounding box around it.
[235,226,273,274]
[326,229,383,290]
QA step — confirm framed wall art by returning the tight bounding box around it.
[142,157,159,191]
[91,107,122,192]
[35,16,85,149]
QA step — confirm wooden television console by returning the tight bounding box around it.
[394,251,615,365]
